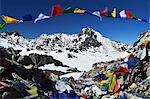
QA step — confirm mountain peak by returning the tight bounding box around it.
[80,27,102,37]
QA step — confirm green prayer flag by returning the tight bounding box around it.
[106,11,113,17]
[132,16,138,20]
[0,22,6,30]
[63,7,74,14]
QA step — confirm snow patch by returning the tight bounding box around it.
[60,72,83,80]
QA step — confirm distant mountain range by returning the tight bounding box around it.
[0,28,131,78]
[0,28,130,52]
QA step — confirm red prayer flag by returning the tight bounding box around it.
[128,54,135,60]
[100,7,108,16]
[51,5,63,16]
[113,81,119,94]
[125,11,132,18]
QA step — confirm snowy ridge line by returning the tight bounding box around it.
[0,27,130,53]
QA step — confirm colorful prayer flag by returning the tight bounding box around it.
[1,15,19,23]
[132,16,139,20]
[22,14,33,22]
[0,22,6,30]
[92,11,100,17]
[108,74,116,93]
[125,11,132,18]
[92,11,102,21]
[141,19,149,23]
[51,5,63,16]
[106,10,113,17]
[63,7,74,14]
[112,8,117,18]
[132,16,144,22]
[34,13,51,23]
[100,7,108,16]
[74,8,86,13]
[119,10,127,18]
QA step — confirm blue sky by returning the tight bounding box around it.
[1,0,150,45]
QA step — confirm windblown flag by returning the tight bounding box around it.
[92,11,100,16]
[74,8,86,13]
[92,11,102,21]
[63,7,74,14]
[100,7,112,17]
[0,22,6,30]
[106,10,113,17]
[140,19,149,23]
[51,5,63,16]
[112,8,117,18]
[119,10,132,18]
[100,7,108,16]
[22,14,33,22]
[1,15,20,23]
[125,11,132,18]
[34,13,51,23]
[132,16,142,21]
[113,81,119,94]
[119,10,127,18]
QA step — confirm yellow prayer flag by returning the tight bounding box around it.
[26,86,38,96]
[108,74,116,93]
[74,8,86,13]
[112,8,117,18]
[1,15,19,23]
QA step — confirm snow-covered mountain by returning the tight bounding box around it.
[0,28,130,78]
[0,28,129,52]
